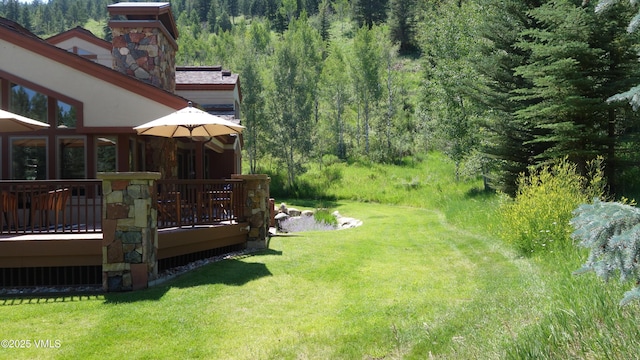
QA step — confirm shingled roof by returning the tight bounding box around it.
[176,66,238,87]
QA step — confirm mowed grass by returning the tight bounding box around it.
[0,202,541,359]
[3,153,640,358]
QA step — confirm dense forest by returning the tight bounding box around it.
[3,0,640,197]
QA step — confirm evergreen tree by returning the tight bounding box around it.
[218,8,232,32]
[594,0,640,110]
[473,0,546,195]
[388,0,419,54]
[317,0,330,42]
[352,0,388,28]
[207,0,217,33]
[197,0,211,22]
[514,0,640,194]
[572,199,640,305]
[20,5,32,31]
[6,0,20,22]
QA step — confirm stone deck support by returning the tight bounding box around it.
[232,174,271,249]
[98,172,160,291]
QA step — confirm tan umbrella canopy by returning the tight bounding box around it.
[0,109,50,132]
[133,102,244,138]
[133,102,244,179]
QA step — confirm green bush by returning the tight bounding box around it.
[313,208,338,227]
[498,157,605,256]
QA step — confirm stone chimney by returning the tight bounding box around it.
[108,2,178,93]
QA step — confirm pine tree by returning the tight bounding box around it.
[572,199,640,305]
[197,0,211,22]
[352,0,388,28]
[594,0,640,109]
[388,0,418,54]
[318,0,330,42]
[207,1,217,33]
[218,9,232,32]
[473,0,545,195]
[514,0,640,193]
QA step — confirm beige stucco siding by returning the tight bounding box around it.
[50,38,113,68]
[0,38,178,129]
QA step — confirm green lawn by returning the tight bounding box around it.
[3,154,639,359]
[0,201,543,359]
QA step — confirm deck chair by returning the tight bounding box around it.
[31,188,70,230]
[0,191,19,231]
[157,191,182,227]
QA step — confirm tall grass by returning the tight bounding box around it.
[506,249,640,359]
[269,152,497,233]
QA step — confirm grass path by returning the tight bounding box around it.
[1,202,546,359]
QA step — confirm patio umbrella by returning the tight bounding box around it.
[133,102,244,178]
[133,102,244,138]
[0,109,50,132]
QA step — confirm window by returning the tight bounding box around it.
[58,137,85,179]
[96,136,117,173]
[2,77,84,179]
[9,84,48,123]
[11,137,47,180]
[56,100,77,128]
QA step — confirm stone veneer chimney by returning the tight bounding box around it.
[107,2,178,93]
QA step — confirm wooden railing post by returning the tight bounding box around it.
[98,172,161,291]
[231,174,271,249]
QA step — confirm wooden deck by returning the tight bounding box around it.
[0,222,249,268]
[0,178,259,288]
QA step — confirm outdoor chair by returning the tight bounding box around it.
[31,188,70,230]
[198,186,233,222]
[157,191,182,227]
[0,191,19,231]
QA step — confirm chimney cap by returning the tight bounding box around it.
[108,2,178,39]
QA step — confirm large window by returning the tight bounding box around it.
[3,79,86,179]
[11,137,47,180]
[57,100,77,128]
[96,136,117,173]
[58,137,85,179]
[9,84,48,123]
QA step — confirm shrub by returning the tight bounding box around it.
[313,209,338,227]
[498,157,605,256]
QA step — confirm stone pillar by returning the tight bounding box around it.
[232,174,271,249]
[98,172,161,292]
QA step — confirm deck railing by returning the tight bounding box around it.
[0,180,103,235]
[0,178,246,235]
[156,179,244,229]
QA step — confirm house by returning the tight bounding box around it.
[0,1,242,181]
[0,3,271,291]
